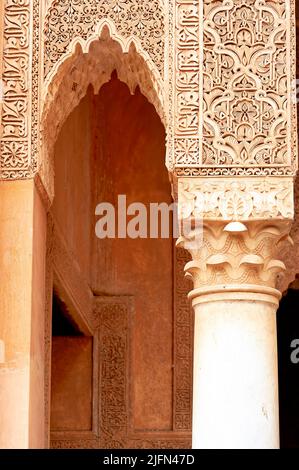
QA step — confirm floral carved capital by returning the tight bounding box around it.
[177,220,293,299]
[177,175,295,300]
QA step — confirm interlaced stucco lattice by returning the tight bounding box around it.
[44,0,165,78]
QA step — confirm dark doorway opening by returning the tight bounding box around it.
[50,290,93,432]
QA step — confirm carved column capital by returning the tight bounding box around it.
[177,177,294,306]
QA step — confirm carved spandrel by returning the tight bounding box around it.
[44,0,165,78]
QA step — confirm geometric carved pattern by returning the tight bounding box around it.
[93,296,131,449]
[44,0,165,78]
[171,0,297,177]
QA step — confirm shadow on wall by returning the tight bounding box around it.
[277,288,299,448]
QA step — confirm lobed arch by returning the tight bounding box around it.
[40,22,167,199]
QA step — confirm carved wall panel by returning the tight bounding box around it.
[1,1,297,183]
[1,0,32,178]
[173,247,193,432]
[50,265,193,449]
[0,0,40,179]
[170,0,297,177]
[167,0,201,170]
[44,0,165,79]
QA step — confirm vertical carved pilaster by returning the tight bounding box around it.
[1,0,31,177]
[173,247,193,432]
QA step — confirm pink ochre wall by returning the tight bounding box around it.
[0,181,47,448]
[92,77,173,431]
[51,76,174,433]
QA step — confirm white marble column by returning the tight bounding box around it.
[192,293,279,449]
[177,216,294,449]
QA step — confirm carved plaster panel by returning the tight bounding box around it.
[0,0,32,178]
[178,177,294,221]
[0,1,297,184]
[44,0,165,78]
[169,0,297,177]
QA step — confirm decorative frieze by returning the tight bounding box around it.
[178,177,294,221]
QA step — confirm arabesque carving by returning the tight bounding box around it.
[170,0,297,177]
[44,0,165,78]
[1,1,297,182]
[0,0,32,178]
[41,29,166,200]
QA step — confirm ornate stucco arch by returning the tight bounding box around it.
[40,20,167,199]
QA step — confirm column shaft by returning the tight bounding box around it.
[192,297,279,449]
